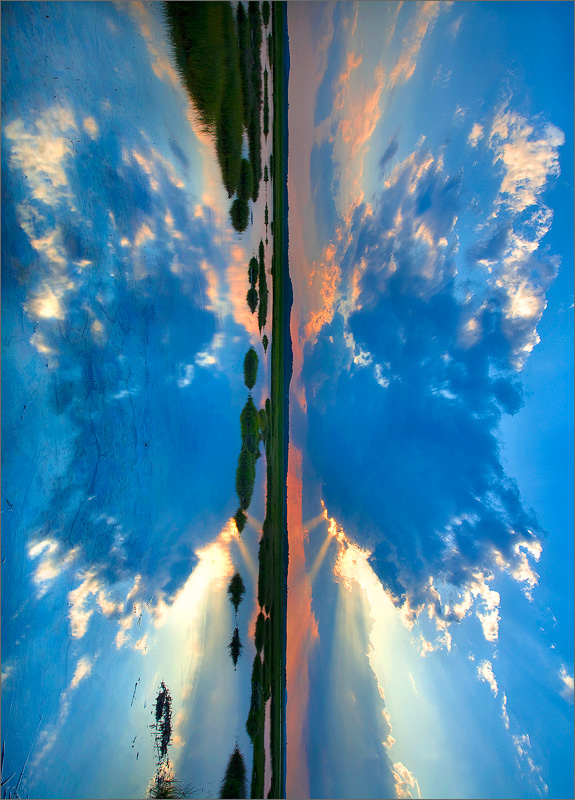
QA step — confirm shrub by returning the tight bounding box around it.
[262,334,269,352]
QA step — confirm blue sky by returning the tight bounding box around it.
[287,2,573,798]
[1,3,272,797]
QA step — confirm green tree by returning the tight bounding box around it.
[238,157,253,202]
[230,197,249,232]
[262,334,269,353]
[257,239,268,331]
[247,287,258,314]
[240,395,261,455]
[227,571,246,613]
[248,256,258,286]
[245,653,263,740]
[236,446,256,508]
[262,0,270,27]
[243,347,259,389]
[264,163,269,183]
[255,612,265,652]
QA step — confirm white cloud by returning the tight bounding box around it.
[83,116,99,139]
[501,692,510,729]
[490,109,564,214]
[4,106,77,207]
[392,762,422,799]
[28,538,79,597]
[468,123,484,148]
[559,666,574,704]
[176,363,195,388]
[70,656,93,690]
[477,659,498,697]
[68,569,102,638]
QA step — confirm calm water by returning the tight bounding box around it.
[1,2,271,797]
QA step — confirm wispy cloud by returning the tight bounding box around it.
[477,659,498,697]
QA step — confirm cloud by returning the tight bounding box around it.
[468,122,484,148]
[4,107,77,207]
[298,122,557,640]
[83,117,99,140]
[559,666,574,704]
[70,655,93,690]
[489,108,564,214]
[477,659,498,697]
[501,692,510,729]
[512,732,548,796]
[388,1,442,90]
[68,570,103,639]
[28,538,79,597]
[392,762,422,799]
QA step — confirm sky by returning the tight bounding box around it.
[1,2,273,797]
[1,3,573,800]
[286,2,573,799]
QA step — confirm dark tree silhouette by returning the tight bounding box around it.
[230,197,249,233]
[227,571,246,613]
[243,347,259,389]
[219,746,247,799]
[248,256,259,287]
[234,507,247,534]
[255,612,265,653]
[153,682,172,761]
[228,627,243,668]
[247,287,258,314]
